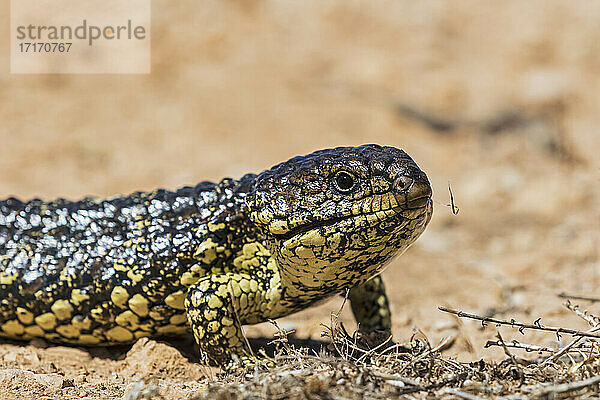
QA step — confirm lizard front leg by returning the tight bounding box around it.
[185,272,279,372]
[348,275,392,334]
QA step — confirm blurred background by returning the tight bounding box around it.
[1,1,599,361]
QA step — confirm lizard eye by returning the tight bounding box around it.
[333,171,356,193]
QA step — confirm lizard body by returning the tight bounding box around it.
[0,144,432,371]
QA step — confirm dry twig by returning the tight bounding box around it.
[535,375,600,397]
[562,300,600,327]
[537,301,600,368]
[558,293,600,303]
[438,307,600,339]
[485,339,556,353]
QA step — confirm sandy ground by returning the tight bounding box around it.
[1,1,600,398]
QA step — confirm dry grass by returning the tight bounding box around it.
[183,295,600,400]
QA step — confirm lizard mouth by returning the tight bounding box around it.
[272,215,347,241]
[272,199,431,242]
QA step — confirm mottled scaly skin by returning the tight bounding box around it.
[0,144,432,371]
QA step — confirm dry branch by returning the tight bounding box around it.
[438,307,600,339]
[439,388,487,400]
[535,375,600,397]
[562,300,600,327]
[558,293,600,303]
[485,339,556,353]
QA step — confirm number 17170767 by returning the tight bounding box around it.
[18,42,72,53]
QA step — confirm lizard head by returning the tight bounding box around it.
[246,144,432,298]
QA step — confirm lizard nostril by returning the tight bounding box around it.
[394,176,413,192]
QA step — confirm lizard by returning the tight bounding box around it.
[0,144,433,372]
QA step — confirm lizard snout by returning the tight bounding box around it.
[395,173,431,209]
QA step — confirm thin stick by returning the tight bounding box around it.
[326,289,351,361]
[439,388,487,400]
[495,332,520,367]
[370,371,420,387]
[558,293,600,303]
[438,307,600,339]
[397,335,453,374]
[447,183,460,215]
[356,334,394,363]
[563,300,600,327]
[536,375,600,396]
[485,339,556,353]
[538,326,600,368]
[536,301,600,368]
[538,336,585,368]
